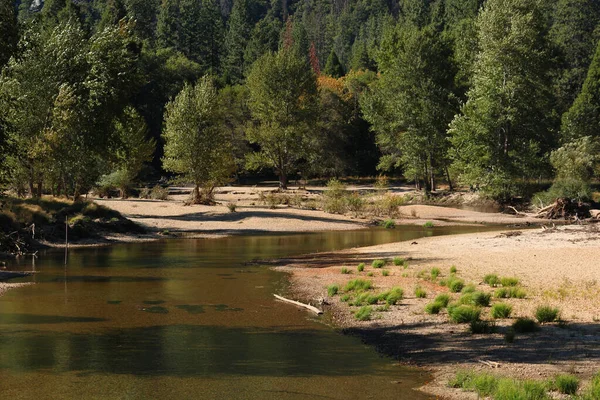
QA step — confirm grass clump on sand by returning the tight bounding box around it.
[357,263,365,272]
[450,266,457,274]
[415,286,427,298]
[341,267,351,274]
[327,284,339,297]
[471,291,492,307]
[372,259,386,268]
[393,257,405,266]
[354,306,372,321]
[461,284,476,294]
[449,370,550,399]
[491,303,512,319]
[381,219,395,229]
[512,318,539,333]
[382,269,390,277]
[484,274,500,286]
[447,277,465,293]
[425,301,443,314]
[340,294,351,302]
[423,221,434,228]
[535,305,560,323]
[500,277,520,287]
[431,267,440,279]
[551,374,579,395]
[434,294,451,307]
[470,320,496,334]
[378,287,404,305]
[448,305,481,323]
[344,279,373,292]
[495,287,526,299]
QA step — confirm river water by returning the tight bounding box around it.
[0,226,495,399]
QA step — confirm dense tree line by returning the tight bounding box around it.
[1,0,600,202]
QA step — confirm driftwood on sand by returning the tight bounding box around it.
[273,294,323,315]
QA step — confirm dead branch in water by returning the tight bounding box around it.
[274,294,323,315]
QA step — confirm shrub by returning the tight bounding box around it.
[370,193,404,217]
[491,303,513,319]
[383,287,404,305]
[472,291,491,307]
[381,219,395,229]
[448,278,465,293]
[434,294,450,307]
[470,320,496,334]
[139,187,151,199]
[344,279,373,292]
[346,193,365,215]
[374,174,389,191]
[393,257,405,266]
[449,305,481,323]
[372,259,386,268]
[327,284,339,297]
[512,318,539,333]
[354,306,373,321]
[382,269,390,277]
[150,185,169,200]
[553,374,579,395]
[323,197,348,214]
[227,202,237,212]
[341,267,351,274]
[448,370,474,389]
[535,305,560,323]
[484,274,500,286]
[415,286,427,298]
[431,267,440,279]
[450,266,457,273]
[501,277,520,287]
[357,263,365,272]
[425,301,443,314]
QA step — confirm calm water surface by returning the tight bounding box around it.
[0,226,497,399]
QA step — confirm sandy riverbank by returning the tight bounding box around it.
[278,225,600,399]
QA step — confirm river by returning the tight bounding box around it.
[0,226,496,399]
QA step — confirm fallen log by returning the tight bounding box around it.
[273,294,323,315]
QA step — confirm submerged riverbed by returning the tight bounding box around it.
[0,226,497,399]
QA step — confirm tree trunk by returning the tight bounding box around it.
[36,181,43,198]
[279,171,288,190]
[445,167,453,191]
[191,185,201,204]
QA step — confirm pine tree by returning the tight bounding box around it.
[244,13,281,70]
[223,0,251,84]
[449,0,556,200]
[197,0,224,73]
[156,0,180,49]
[324,49,344,78]
[0,0,18,67]
[99,0,127,30]
[125,0,161,42]
[179,0,202,61]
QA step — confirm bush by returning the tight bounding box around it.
[323,197,348,214]
[372,259,386,268]
[346,193,365,215]
[344,279,373,292]
[227,202,237,212]
[357,263,365,272]
[381,287,404,305]
[431,267,440,279]
[381,219,395,229]
[341,267,351,274]
[472,291,491,307]
[512,318,539,333]
[150,185,169,200]
[535,305,560,323]
[434,294,451,307]
[552,374,579,395]
[382,269,389,277]
[491,303,513,319]
[448,278,465,293]
[423,221,434,228]
[450,266,457,274]
[139,187,151,199]
[449,305,481,323]
[484,274,500,286]
[327,284,339,297]
[415,286,427,298]
[393,257,405,266]
[501,277,520,287]
[370,193,404,217]
[354,306,373,321]
[470,320,496,334]
[425,301,443,314]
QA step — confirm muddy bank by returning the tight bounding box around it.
[278,225,600,399]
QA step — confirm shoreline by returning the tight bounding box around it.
[277,225,600,399]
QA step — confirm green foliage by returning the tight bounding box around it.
[491,303,513,319]
[357,263,365,272]
[381,269,389,277]
[449,305,481,323]
[372,259,386,268]
[501,277,520,287]
[450,266,457,274]
[162,76,234,203]
[471,292,491,307]
[340,294,351,302]
[512,318,539,333]
[341,267,351,274]
[494,378,548,400]
[535,305,560,323]
[344,279,373,292]
[447,278,465,293]
[431,268,440,279]
[327,284,339,297]
[378,287,404,305]
[552,374,579,395]
[380,219,395,229]
[0,0,18,67]
[461,284,476,294]
[415,286,427,298]
[484,274,500,286]
[495,287,527,299]
[425,301,443,314]
[324,49,344,78]
[393,257,406,266]
[434,294,451,307]
[354,306,373,321]
[470,320,496,334]
[423,221,434,228]
[245,49,319,189]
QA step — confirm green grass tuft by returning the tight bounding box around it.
[372,259,386,268]
[491,303,512,319]
[415,286,427,298]
[354,306,373,321]
[425,301,443,314]
[431,267,440,279]
[470,320,496,334]
[450,266,457,274]
[434,293,450,307]
[423,221,434,228]
[461,284,476,294]
[449,305,481,323]
[483,274,500,286]
[512,318,539,333]
[495,287,526,299]
[393,257,405,266]
[340,294,351,302]
[344,279,373,292]
[535,305,560,323]
[341,267,351,274]
[448,278,465,293]
[471,291,492,307]
[381,269,390,277]
[327,284,339,297]
[500,277,520,287]
[552,374,579,395]
[381,219,396,229]
[382,287,404,305]
[357,263,365,272]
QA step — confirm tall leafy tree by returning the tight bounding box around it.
[162,76,234,203]
[246,49,319,189]
[0,0,18,67]
[223,0,251,84]
[362,23,457,192]
[449,0,556,200]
